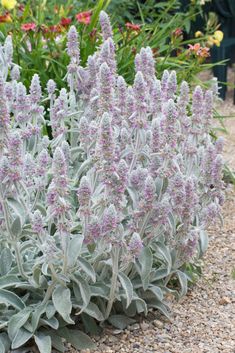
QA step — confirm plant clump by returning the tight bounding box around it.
[0,11,224,353]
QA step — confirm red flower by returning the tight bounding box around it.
[0,13,12,23]
[21,22,36,31]
[60,17,72,27]
[172,28,183,37]
[49,24,62,33]
[76,10,92,25]
[125,22,140,31]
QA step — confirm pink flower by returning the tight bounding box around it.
[126,22,140,32]
[21,22,36,31]
[76,11,92,25]
[60,17,72,27]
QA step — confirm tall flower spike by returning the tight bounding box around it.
[99,38,116,77]
[166,70,177,99]
[4,35,13,64]
[98,62,113,115]
[99,11,113,40]
[47,79,56,95]
[67,25,80,63]
[134,53,142,73]
[163,98,178,148]
[52,147,67,177]
[32,210,44,234]
[192,85,203,125]
[202,90,213,131]
[36,149,50,177]
[87,54,98,88]
[99,112,115,161]
[7,132,23,182]
[117,76,127,113]
[15,82,29,113]
[140,47,155,83]
[150,79,162,116]
[143,175,156,205]
[133,71,147,117]
[77,176,91,208]
[0,76,10,138]
[61,140,71,166]
[178,81,189,107]
[161,69,169,96]
[30,74,41,104]
[102,204,117,234]
[128,232,143,256]
[11,66,20,81]
[79,116,90,148]
[151,118,162,152]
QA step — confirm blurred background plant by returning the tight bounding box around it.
[0,0,221,89]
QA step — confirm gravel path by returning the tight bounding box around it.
[74,95,235,353]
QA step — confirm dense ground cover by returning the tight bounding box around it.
[0,9,226,352]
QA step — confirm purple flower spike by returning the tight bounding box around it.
[150,79,162,116]
[143,175,155,205]
[98,62,113,115]
[30,74,42,104]
[128,232,143,256]
[133,71,147,117]
[166,70,177,99]
[47,79,56,95]
[99,11,113,40]
[77,176,91,208]
[32,210,44,234]
[67,26,80,63]
[102,204,117,234]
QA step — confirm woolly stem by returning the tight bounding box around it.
[105,246,120,319]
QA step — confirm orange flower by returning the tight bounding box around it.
[76,10,92,25]
[198,47,210,58]
[21,22,36,31]
[188,43,210,59]
[0,12,12,22]
[60,17,72,27]
[125,22,140,31]
[188,43,201,53]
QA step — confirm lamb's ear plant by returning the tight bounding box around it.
[0,12,224,353]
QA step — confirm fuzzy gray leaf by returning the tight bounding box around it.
[77,257,96,282]
[67,235,84,267]
[199,230,208,256]
[11,216,22,237]
[118,272,133,308]
[8,308,32,340]
[34,333,51,353]
[52,286,74,324]
[138,247,153,290]
[0,289,25,310]
[0,248,12,276]
[11,328,33,349]
[176,270,188,297]
[73,274,91,311]
[58,327,96,350]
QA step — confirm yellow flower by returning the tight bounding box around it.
[213,39,220,47]
[214,30,223,43]
[195,31,203,38]
[1,0,17,10]
[207,36,215,47]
